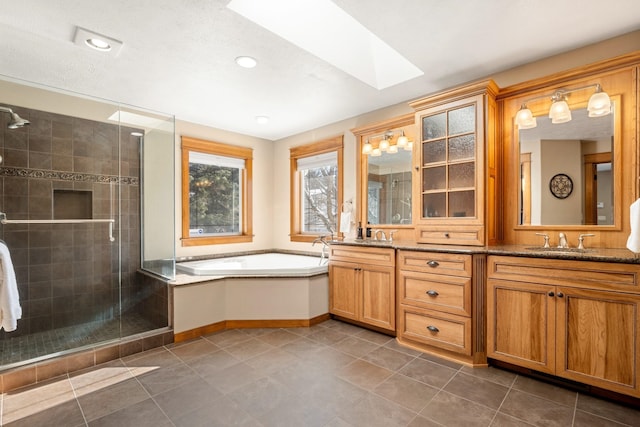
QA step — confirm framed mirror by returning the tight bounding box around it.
[367,149,412,225]
[518,102,617,226]
[352,114,415,229]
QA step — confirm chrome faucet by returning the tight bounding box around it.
[373,229,387,241]
[312,235,331,263]
[558,232,569,248]
[578,233,595,250]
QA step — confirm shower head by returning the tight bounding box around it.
[0,106,30,129]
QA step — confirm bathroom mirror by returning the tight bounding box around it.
[518,105,615,226]
[366,149,412,225]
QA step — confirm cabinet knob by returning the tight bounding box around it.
[426,290,439,297]
[426,325,439,333]
[427,260,439,268]
[548,291,554,297]
[557,292,564,298]
[444,233,450,238]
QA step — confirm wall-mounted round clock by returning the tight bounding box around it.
[549,173,573,199]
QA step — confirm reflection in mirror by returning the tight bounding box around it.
[367,149,412,225]
[519,106,614,226]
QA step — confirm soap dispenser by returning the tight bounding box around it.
[356,222,363,239]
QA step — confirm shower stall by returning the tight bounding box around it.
[0,76,174,370]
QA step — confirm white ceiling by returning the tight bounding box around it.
[0,0,639,141]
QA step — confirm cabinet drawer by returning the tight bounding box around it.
[416,225,484,246]
[400,307,471,355]
[399,270,471,316]
[329,245,395,267]
[398,250,471,277]
[488,255,640,292]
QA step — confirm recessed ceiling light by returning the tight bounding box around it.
[235,56,258,68]
[74,27,123,56]
[130,131,144,137]
[85,38,111,51]
[255,115,269,124]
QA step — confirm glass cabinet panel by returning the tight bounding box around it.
[419,103,477,218]
[422,112,446,139]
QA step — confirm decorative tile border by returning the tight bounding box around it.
[0,167,139,185]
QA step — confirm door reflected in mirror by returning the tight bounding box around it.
[519,106,614,226]
[367,149,412,225]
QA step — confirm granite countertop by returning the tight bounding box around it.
[330,239,640,264]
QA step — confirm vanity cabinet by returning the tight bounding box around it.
[410,80,499,246]
[397,250,486,365]
[328,245,395,332]
[487,255,640,398]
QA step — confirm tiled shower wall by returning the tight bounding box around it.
[0,104,166,339]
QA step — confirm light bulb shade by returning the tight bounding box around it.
[587,91,611,117]
[515,106,537,129]
[387,144,398,153]
[379,138,390,151]
[404,141,413,151]
[362,142,373,154]
[396,135,408,147]
[370,148,382,157]
[549,100,572,124]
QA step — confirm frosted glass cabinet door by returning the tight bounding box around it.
[412,80,496,246]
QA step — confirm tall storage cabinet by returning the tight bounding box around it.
[410,80,499,246]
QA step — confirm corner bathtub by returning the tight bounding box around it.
[176,253,328,276]
[172,252,329,336]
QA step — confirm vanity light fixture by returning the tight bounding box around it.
[362,139,373,154]
[361,129,412,155]
[514,83,611,129]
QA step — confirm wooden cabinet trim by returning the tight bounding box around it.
[329,246,395,266]
[488,256,640,292]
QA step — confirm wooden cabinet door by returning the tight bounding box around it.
[556,287,640,396]
[487,279,555,374]
[329,261,359,321]
[361,265,395,331]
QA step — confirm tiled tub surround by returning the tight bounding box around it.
[0,104,168,367]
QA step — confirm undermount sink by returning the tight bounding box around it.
[524,246,595,254]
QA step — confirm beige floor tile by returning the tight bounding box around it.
[203,361,267,394]
[244,347,300,375]
[500,389,575,427]
[172,395,260,427]
[5,399,86,427]
[88,398,172,427]
[331,335,381,358]
[153,377,223,422]
[256,329,301,347]
[136,362,200,396]
[576,393,640,426]
[338,359,394,390]
[224,337,274,361]
[362,346,416,371]
[511,375,577,407]
[203,329,251,348]
[186,349,240,378]
[374,373,439,412]
[338,392,417,427]
[227,377,294,418]
[77,377,149,421]
[168,338,219,362]
[399,358,458,388]
[421,391,496,427]
[444,371,510,409]
[3,376,76,424]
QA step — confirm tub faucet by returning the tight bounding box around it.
[558,232,569,248]
[373,229,386,241]
[312,235,331,263]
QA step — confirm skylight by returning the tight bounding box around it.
[227,0,423,90]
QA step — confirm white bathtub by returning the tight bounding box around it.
[176,253,328,276]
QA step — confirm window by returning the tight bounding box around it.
[181,136,253,246]
[290,136,343,242]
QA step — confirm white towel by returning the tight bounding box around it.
[627,198,640,253]
[339,211,352,233]
[0,242,21,331]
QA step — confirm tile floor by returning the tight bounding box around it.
[1,319,639,426]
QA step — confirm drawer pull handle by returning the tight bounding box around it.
[444,233,450,238]
[426,290,439,297]
[427,260,439,268]
[557,292,564,298]
[548,291,554,297]
[426,325,439,333]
